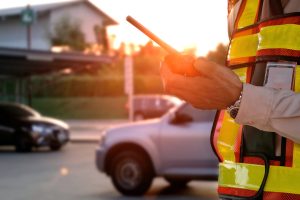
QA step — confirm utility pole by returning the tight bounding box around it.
[124,55,134,121]
[21,4,35,49]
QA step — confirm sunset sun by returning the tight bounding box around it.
[99,0,229,56]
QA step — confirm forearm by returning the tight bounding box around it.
[235,84,300,143]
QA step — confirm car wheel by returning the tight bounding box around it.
[165,177,191,188]
[134,113,144,121]
[110,150,154,196]
[15,134,32,152]
[49,140,61,151]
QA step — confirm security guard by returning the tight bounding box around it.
[161,0,300,199]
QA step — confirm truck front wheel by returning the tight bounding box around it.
[110,150,154,196]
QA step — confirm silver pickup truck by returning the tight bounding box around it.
[95,102,219,196]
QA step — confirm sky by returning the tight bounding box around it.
[0,0,229,56]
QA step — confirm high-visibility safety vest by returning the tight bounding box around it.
[212,0,300,199]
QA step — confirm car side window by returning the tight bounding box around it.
[160,99,172,108]
[176,104,216,122]
[154,98,161,107]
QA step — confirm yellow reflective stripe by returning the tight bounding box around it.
[217,112,240,162]
[293,143,300,168]
[229,34,258,60]
[295,66,300,92]
[237,0,260,29]
[258,24,300,51]
[217,68,247,162]
[219,162,263,191]
[219,162,300,194]
[233,67,248,83]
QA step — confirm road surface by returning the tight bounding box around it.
[0,143,219,200]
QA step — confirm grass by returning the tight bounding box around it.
[31,96,128,119]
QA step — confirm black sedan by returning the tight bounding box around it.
[0,102,69,152]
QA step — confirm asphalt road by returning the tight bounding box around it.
[0,143,219,200]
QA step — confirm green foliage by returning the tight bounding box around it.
[32,97,128,119]
[31,73,164,97]
[94,25,109,52]
[51,15,86,51]
[205,43,228,65]
[33,76,124,97]
[134,54,162,75]
[133,41,166,76]
[134,75,164,94]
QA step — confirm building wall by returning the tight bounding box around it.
[0,2,108,50]
[50,2,105,44]
[0,16,51,50]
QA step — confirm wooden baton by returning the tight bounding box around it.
[126,15,179,55]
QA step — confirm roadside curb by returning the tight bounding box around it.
[66,119,129,143]
[70,139,98,143]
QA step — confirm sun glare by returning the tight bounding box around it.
[0,0,229,56]
[100,0,229,56]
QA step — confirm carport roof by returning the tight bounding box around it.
[0,0,118,25]
[0,47,116,77]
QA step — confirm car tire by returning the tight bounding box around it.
[165,177,191,188]
[134,113,144,121]
[15,134,32,152]
[49,140,61,151]
[110,150,154,196]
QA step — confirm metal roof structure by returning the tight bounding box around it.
[0,0,118,25]
[0,47,116,77]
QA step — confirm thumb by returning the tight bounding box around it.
[193,57,219,76]
[164,54,202,76]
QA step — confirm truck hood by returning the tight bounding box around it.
[104,118,162,137]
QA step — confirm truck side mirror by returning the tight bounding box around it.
[170,113,193,125]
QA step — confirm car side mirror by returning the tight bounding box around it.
[170,113,193,125]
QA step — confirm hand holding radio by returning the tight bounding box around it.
[160,57,243,109]
[127,16,242,109]
[163,54,201,77]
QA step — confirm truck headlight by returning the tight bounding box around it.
[99,131,107,146]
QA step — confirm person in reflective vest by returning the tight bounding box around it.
[160,0,300,199]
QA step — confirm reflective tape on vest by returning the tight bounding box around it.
[229,17,300,67]
[229,34,258,64]
[258,24,300,51]
[215,68,248,162]
[293,143,300,168]
[219,162,300,194]
[236,0,260,29]
[217,112,241,162]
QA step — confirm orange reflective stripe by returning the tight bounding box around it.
[227,57,256,67]
[234,27,258,37]
[260,15,300,27]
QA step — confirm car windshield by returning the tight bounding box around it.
[166,96,183,106]
[0,104,40,118]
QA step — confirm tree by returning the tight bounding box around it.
[51,15,86,51]
[94,25,109,53]
[205,43,228,65]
